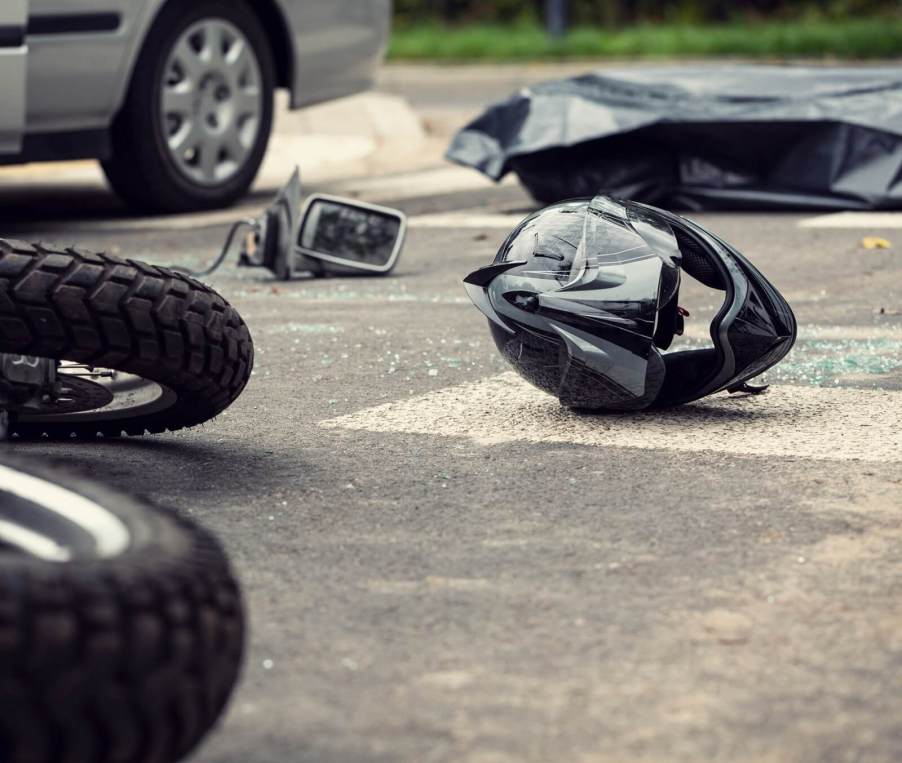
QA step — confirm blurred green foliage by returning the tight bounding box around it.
[393,0,900,26]
[388,17,902,59]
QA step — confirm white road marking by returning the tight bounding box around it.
[798,212,902,229]
[684,324,901,342]
[70,205,263,234]
[414,209,902,232]
[16,168,516,235]
[62,206,902,238]
[329,166,515,203]
[321,372,902,463]
[409,211,527,229]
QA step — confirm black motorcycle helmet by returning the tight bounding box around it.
[463,196,796,410]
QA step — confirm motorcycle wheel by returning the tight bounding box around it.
[0,454,245,763]
[0,239,253,439]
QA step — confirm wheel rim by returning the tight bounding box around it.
[0,464,131,562]
[161,17,263,187]
[18,364,178,425]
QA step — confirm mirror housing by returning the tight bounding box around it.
[238,169,302,280]
[238,171,407,280]
[296,194,407,277]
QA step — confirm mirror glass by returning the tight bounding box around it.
[299,199,402,267]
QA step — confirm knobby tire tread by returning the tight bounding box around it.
[0,239,254,439]
[0,460,245,763]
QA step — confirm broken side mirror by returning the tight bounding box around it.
[295,195,406,277]
[236,169,406,281]
[237,168,303,280]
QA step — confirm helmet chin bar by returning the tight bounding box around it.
[654,211,796,406]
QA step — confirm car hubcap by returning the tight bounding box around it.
[161,18,263,187]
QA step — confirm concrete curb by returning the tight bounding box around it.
[257,90,429,187]
[0,90,430,192]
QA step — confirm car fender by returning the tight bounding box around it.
[105,0,169,123]
[109,0,298,119]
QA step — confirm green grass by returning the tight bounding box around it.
[388,18,902,61]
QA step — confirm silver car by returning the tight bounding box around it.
[0,0,391,211]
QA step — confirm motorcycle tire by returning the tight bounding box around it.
[0,239,254,439]
[0,454,245,763]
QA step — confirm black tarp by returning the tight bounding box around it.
[446,66,902,210]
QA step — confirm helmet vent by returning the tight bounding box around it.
[505,291,540,313]
[673,228,725,290]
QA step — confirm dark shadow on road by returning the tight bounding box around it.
[2,436,310,499]
[0,184,125,225]
[573,397,783,423]
[0,183,278,228]
[377,184,530,217]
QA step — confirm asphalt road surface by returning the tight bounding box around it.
[3,153,902,760]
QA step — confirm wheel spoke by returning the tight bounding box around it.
[204,21,226,66]
[222,130,249,165]
[169,118,200,154]
[235,88,261,118]
[225,39,251,84]
[162,84,194,117]
[172,36,205,82]
[199,136,221,182]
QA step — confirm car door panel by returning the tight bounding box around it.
[280,0,391,107]
[0,0,27,153]
[25,0,161,134]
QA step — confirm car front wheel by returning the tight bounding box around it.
[103,1,276,213]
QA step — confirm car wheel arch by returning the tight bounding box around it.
[111,0,293,127]
[245,0,294,91]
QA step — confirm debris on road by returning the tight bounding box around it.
[447,65,902,210]
[862,236,892,249]
[174,169,409,281]
[240,170,408,281]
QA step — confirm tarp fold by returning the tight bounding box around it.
[447,66,902,210]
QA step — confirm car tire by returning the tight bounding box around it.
[102,0,276,213]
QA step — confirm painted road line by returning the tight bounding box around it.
[679,325,902,387]
[799,212,902,229]
[14,168,519,235]
[329,166,516,204]
[85,205,261,233]
[409,211,527,229]
[682,324,902,342]
[416,209,902,231]
[0,202,267,236]
[321,372,902,463]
